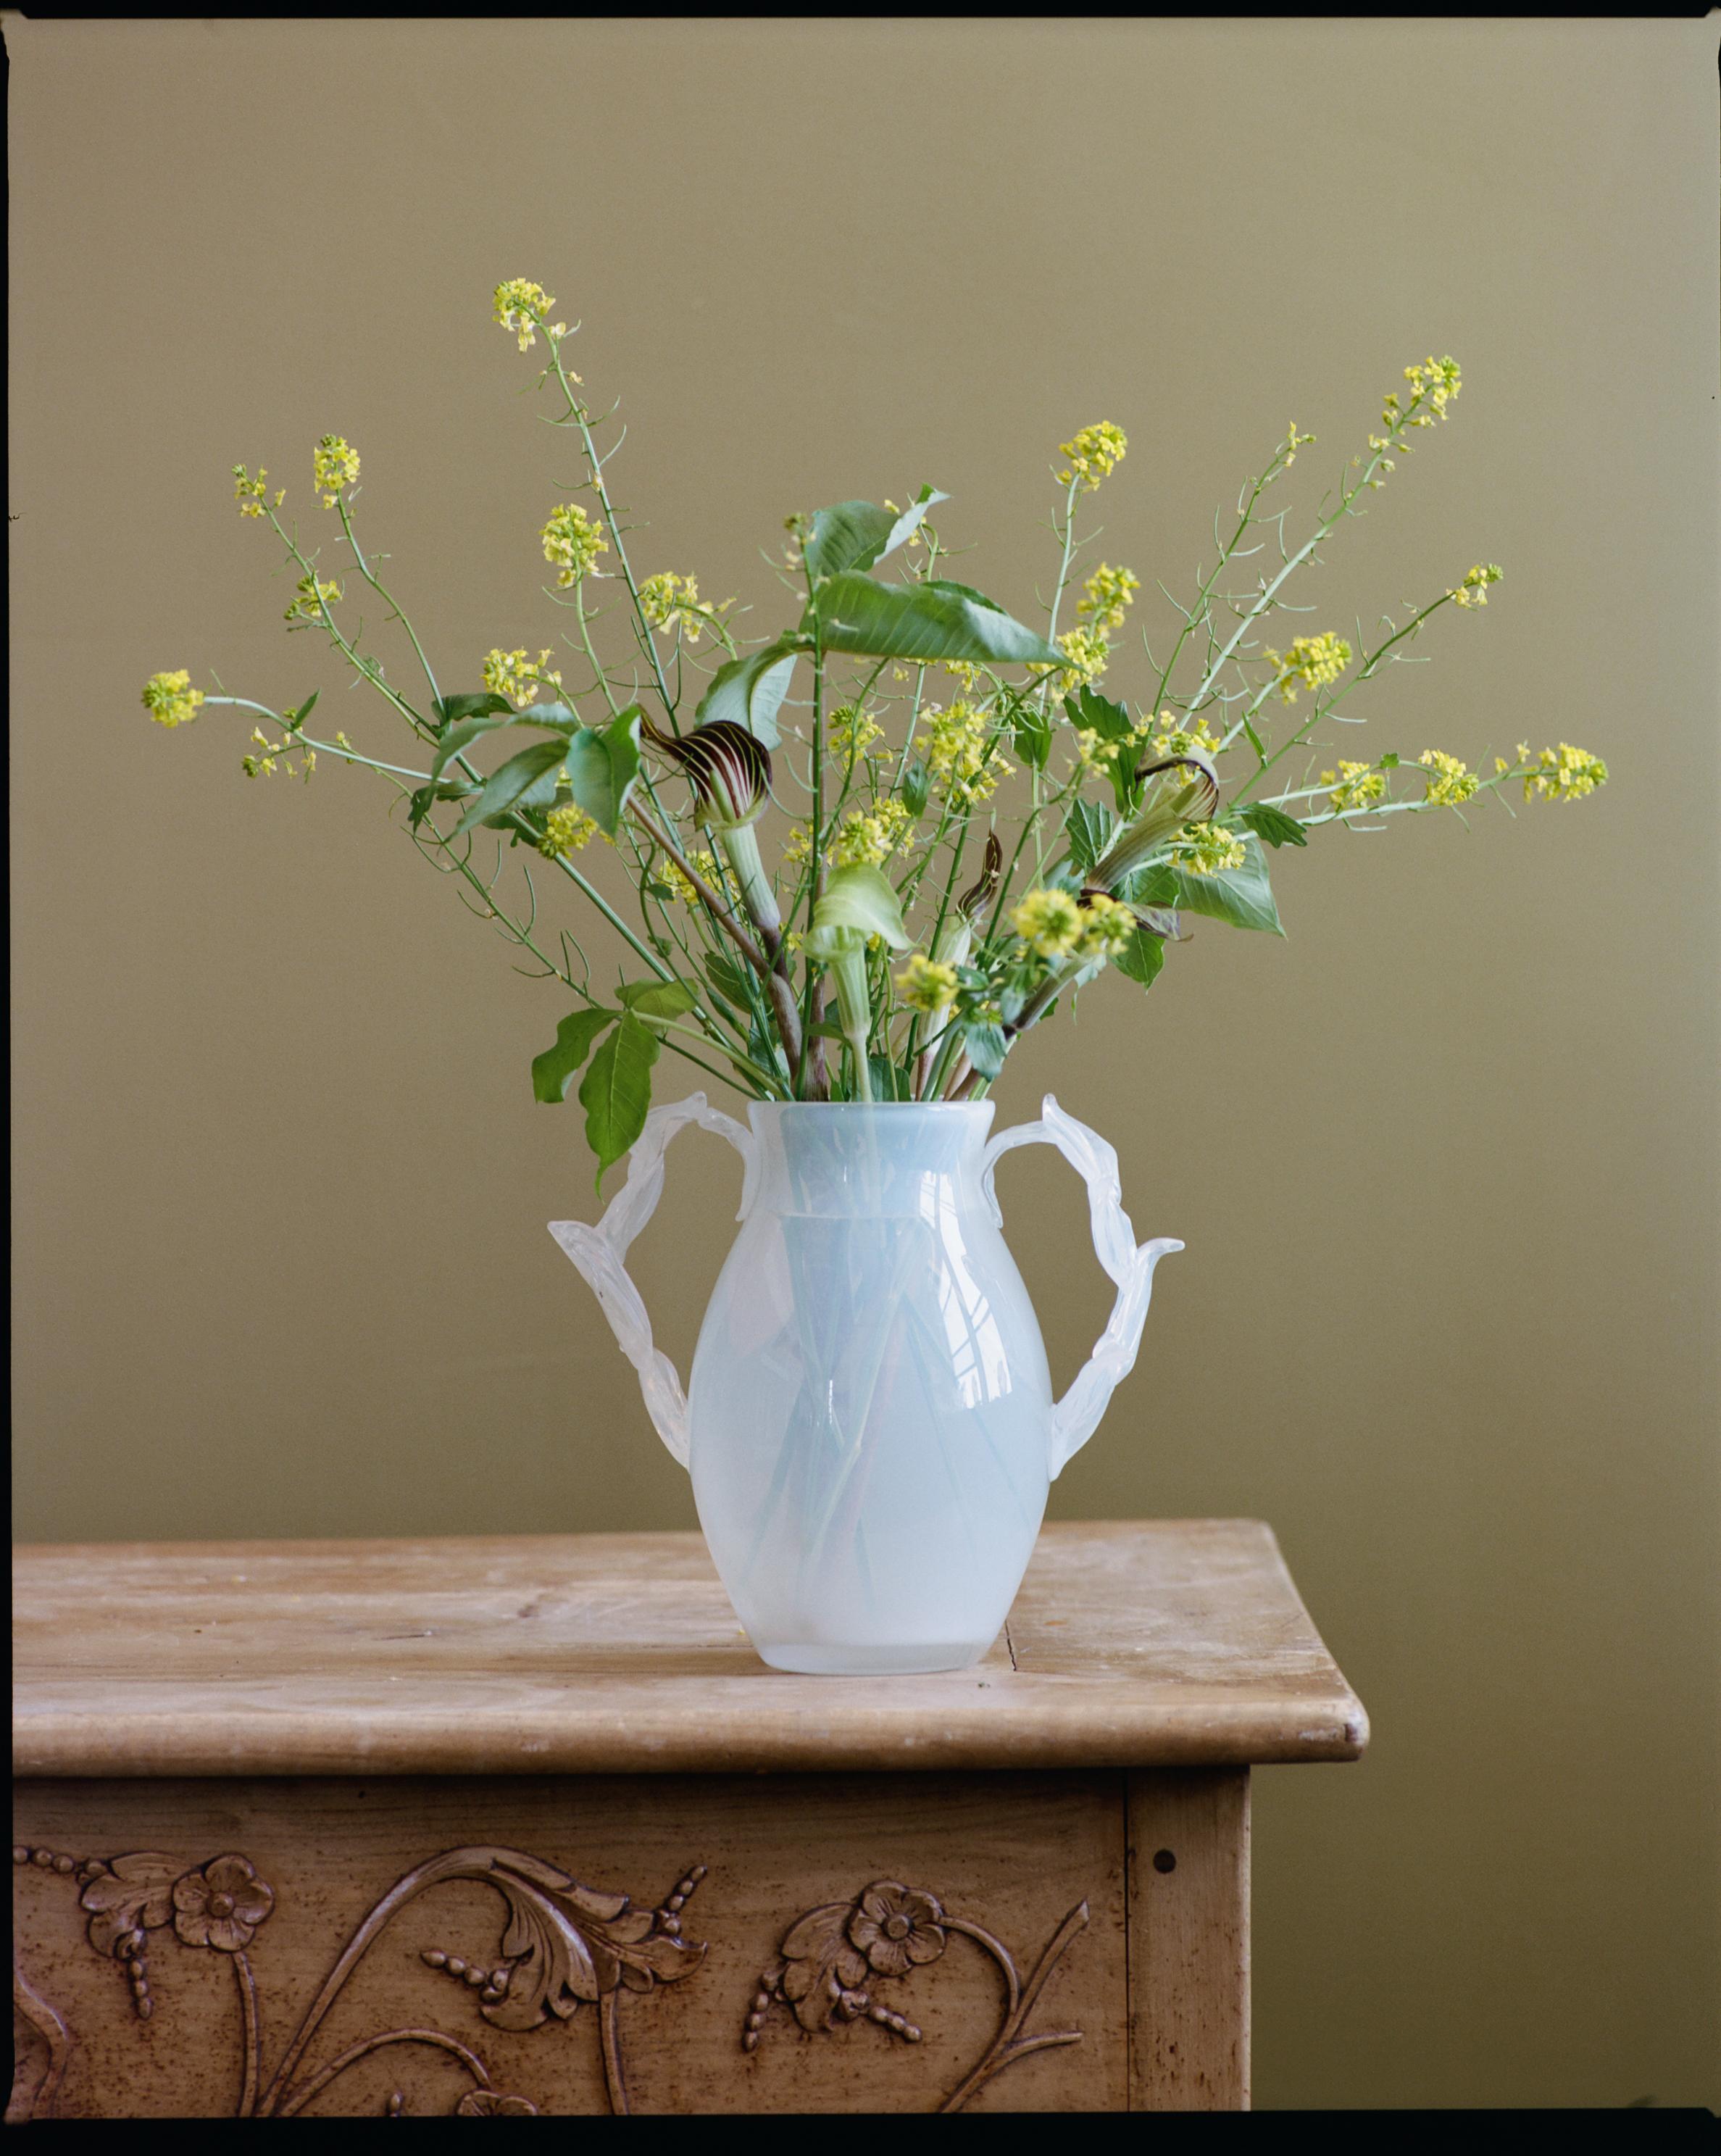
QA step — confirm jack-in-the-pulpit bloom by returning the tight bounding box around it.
[313,435,359,509]
[141,670,204,728]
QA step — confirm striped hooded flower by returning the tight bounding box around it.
[644,717,778,938]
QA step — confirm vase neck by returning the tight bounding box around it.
[743,1102,996,1219]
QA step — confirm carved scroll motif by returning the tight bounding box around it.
[9,1841,707,2119]
[744,1877,1089,2111]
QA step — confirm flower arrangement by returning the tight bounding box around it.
[144,278,1607,1185]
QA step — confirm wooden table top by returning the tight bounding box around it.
[12,1520,1367,1779]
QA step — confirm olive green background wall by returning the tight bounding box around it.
[10,16,1717,2110]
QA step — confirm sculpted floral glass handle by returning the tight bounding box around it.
[551,1093,1180,1676]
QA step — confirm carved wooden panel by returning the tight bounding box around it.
[12,1772,1135,2116]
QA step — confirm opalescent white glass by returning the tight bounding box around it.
[551,1096,1179,1675]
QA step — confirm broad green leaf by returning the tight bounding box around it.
[532,1007,618,1104]
[695,639,802,746]
[703,949,754,1015]
[1114,927,1166,990]
[810,575,1066,667]
[1133,833,1283,935]
[407,778,471,830]
[812,863,913,950]
[451,737,569,836]
[900,756,930,817]
[867,1054,915,1102]
[579,1010,661,1191]
[563,706,642,835]
[1063,685,1135,742]
[960,1021,1008,1081]
[1064,798,1117,875]
[804,501,896,583]
[435,691,512,728]
[430,715,516,783]
[617,978,699,1028]
[1013,702,1052,770]
[1235,802,1309,849]
[881,485,948,559]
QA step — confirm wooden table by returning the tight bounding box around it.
[11,1520,1365,2118]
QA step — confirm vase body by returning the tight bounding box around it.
[688,1104,1049,1673]
[551,1092,1179,1676]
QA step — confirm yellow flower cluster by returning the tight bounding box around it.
[1170,823,1246,878]
[1151,714,1223,765]
[828,704,884,765]
[541,502,607,588]
[1078,562,1140,632]
[313,435,359,509]
[1053,625,1110,687]
[1057,422,1128,492]
[1264,631,1352,704]
[833,796,916,868]
[241,725,313,782]
[1322,761,1386,814]
[661,847,718,904]
[1514,742,1609,804]
[639,571,723,644]
[1449,562,1504,611]
[940,659,982,692]
[1010,888,1083,960]
[1283,424,1317,465]
[493,278,566,353]
[1417,749,1480,806]
[284,570,343,625]
[924,702,1010,803]
[1075,891,1136,956]
[1075,715,1153,781]
[895,953,959,1012]
[141,670,204,728]
[232,464,281,519]
[482,646,564,707]
[538,803,599,857]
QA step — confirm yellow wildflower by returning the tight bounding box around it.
[541,501,607,588]
[232,464,273,519]
[1263,632,1351,704]
[493,278,557,352]
[1449,562,1503,610]
[1075,715,1154,781]
[539,803,599,857]
[1078,562,1140,633]
[141,669,204,728]
[1057,422,1128,492]
[941,659,982,691]
[828,704,884,765]
[1523,743,1608,804]
[896,953,959,1012]
[241,726,311,781]
[660,846,717,904]
[1418,749,1480,806]
[1322,761,1386,814]
[1381,356,1462,446]
[1283,424,1317,466]
[833,797,915,868]
[284,571,342,625]
[924,702,1010,804]
[780,824,813,873]
[1170,823,1247,878]
[1010,887,1083,960]
[639,570,726,644]
[1076,891,1136,957]
[1050,625,1109,688]
[1151,714,1223,765]
[483,647,564,708]
[312,434,359,509]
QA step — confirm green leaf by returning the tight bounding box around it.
[451,738,569,836]
[812,863,913,950]
[900,757,930,817]
[867,1054,915,1102]
[804,501,895,583]
[1013,703,1052,770]
[563,706,642,835]
[283,690,320,730]
[1114,927,1167,990]
[407,778,471,829]
[960,1021,1008,1081]
[703,949,754,1015]
[1063,685,1135,742]
[1235,802,1309,849]
[1133,833,1284,935]
[435,691,513,729]
[810,575,1066,667]
[1064,798,1117,875]
[579,1010,661,1191]
[617,978,699,1028]
[532,1007,618,1104]
[430,713,519,782]
[695,640,801,746]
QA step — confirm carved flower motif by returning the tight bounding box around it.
[455,2091,538,2115]
[847,1881,945,1978]
[78,1852,182,1957]
[171,1854,275,1952]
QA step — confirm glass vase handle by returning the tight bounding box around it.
[548,1093,756,1469]
[982,1093,1183,1479]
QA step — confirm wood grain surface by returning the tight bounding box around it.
[12,1520,1367,1779]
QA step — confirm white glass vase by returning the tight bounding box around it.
[551,1096,1180,1675]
